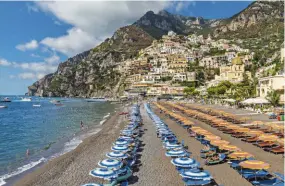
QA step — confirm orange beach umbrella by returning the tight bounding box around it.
[258,134,279,142]
[210,140,230,146]
[228,151,254,160]
[239,160,270,170]
[204,135,221,141]
[219,144,241,152]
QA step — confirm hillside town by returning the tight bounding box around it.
[111,31,284,106]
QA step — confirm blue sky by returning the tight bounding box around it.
[0,1,252,95]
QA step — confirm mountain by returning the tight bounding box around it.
[213,1,284,38]
[28,1,284,97]
[133,10,218,39]
[28,26,153,97]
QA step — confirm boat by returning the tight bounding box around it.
[21,97,32,102]
[0,105,7,109]
[1,97,11,102]
[50,100,60,104]
[86,97,108,102]
[33,104,41,107]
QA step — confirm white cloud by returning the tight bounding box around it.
[36,1,172,56]
[18,73,46,80]
[0,57,58,80]
[0,58,12,66]
[14,62,57,73]
[18,73,36,79]
[175,1,196,12]
[44,54,60,64]
[41,28,98,56]
[16,40,39,51]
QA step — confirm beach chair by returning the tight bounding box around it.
[269,147,284,154]
[255,141,277,148]
[120,181,129,186]
[182,178,212,186]
[251,178,284,186]
[242,137,259,143]
[238,169,269,180]
[205,154,226,165]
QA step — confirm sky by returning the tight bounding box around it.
[0,1,252,95]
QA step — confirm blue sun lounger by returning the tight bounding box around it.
[238,169,269,180]
[251,178,284,186]
[182,178,212,186]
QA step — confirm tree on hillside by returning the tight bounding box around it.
[184,87,199,97]
[266,89,280,107]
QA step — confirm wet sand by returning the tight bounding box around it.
[131,106,184,186]
[14,106,129,186]
[160,103,284,173]
[152,105,252,186]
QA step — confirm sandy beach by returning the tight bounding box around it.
[132,106,184,186]
[152,105,253,186]
[13,106,129,186]
[157,103,284,172]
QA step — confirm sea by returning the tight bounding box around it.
[0,96,120,185]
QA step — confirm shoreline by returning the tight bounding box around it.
[2,104,125,186]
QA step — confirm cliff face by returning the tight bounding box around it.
[134,10,217,39]
[214,1,284,37]
[28,25,153,97]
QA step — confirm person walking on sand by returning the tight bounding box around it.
[80,121,84,130]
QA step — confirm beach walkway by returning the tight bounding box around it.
[131,106,184,185]
[153,107,252,186]
[160,104,284,173]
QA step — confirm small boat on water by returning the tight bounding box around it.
[0,105,7,109]
[50,100,60,104]
[86,97,108,102]
[33,104,41,107]
[21,97,32,102]
[1,97,11,102]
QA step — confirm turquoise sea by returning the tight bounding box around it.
[0,96,119,185]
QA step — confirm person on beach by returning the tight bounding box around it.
[80,121,84,130]
[26,149,29,156]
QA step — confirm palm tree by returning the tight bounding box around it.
[266,90,280,107]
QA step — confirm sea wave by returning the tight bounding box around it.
[62,137,83,154]
[103,113,110,119]
[0,157,46,186]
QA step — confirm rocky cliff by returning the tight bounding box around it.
[134,10,217,39]
[214,1,284,37]
[28,26,153,97]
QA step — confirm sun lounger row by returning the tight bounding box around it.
[145,103,216,186]
[155,102,285,186]
[82,104,143,186]
[163,102,284,155]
